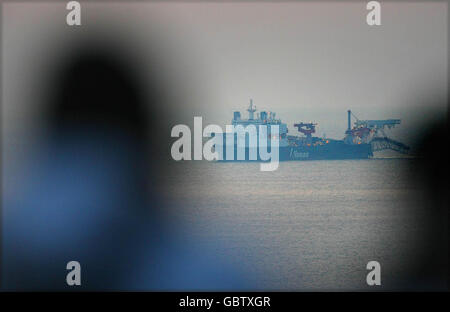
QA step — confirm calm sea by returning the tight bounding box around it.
[163,158,432,290]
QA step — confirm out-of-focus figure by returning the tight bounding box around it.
[2,42,250,290]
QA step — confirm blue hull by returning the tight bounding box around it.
[286,141,372,160]
[218,141,372,161]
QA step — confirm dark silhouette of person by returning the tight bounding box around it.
[2,43,250,290]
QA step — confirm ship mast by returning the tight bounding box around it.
[247,99,256,120]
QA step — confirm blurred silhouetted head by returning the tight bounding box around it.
[43,42,171,208]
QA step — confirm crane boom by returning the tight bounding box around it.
[355,119,401,129]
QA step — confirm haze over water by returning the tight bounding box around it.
[2,2,446,291]
[164,158,431,290]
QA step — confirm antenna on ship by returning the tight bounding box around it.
[247,98,256,120]
[347,110,352,131]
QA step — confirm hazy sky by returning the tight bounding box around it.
[4,2,447,144]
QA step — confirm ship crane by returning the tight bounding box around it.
[294,122,317,139]
[346,110,410,154]
[354,119,401,137]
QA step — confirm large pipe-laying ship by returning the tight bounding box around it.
[219,99,410,161]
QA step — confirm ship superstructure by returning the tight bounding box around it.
[220,99,410,161]
[230,99,289,147]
